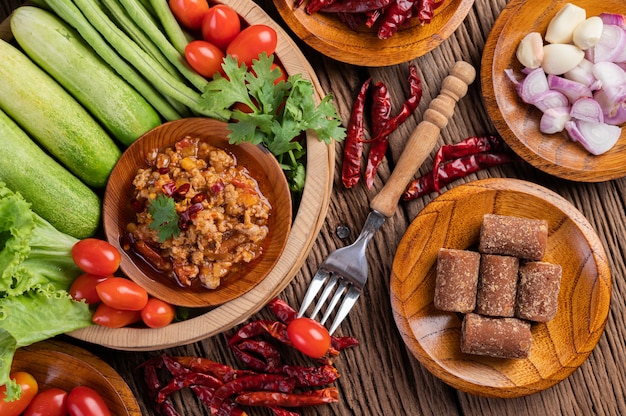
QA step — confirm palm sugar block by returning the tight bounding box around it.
[478,213,548,260]
[516,261,563,322]
[475,254,520,317]
[434,248,481,313]
[461,313,532,359]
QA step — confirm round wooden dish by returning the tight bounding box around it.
[68,0,334,350]
[390,178,611,398]
[102,118,292,308]
[273,0,475,66]
[481,0,626,182]
[12,339,141,415]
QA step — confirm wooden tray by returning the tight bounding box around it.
[390,178,611,398]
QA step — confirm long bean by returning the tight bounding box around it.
[69,0,223,119]
[42,0,181,121]
[149,0,191,55]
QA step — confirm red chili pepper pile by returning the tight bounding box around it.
[402,135,520,200]
[140,298,358,416]
[341,64,422,189]
[296,0,444,39]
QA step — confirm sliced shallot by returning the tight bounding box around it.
[565,120,621,155]
[570,97,604,123]
[540,107,571,134]
[547,74,592,102]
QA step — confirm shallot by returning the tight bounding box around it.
[540,107,571,134]
[565,120,621,155]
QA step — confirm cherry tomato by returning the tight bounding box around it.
[286,317,331,359]
[201,4,241,51]
[141,297,176,328]
[69,273,112,304]
[0,371,38,416]
[92,303,142,328]
[67,386,111,416]
[23,387,68,416]
[168,0,209,30]
[271,63,288,85]
[226,24,278,67]
[95,277,149,311]
[71,239,121,276]
[185,40,225,78]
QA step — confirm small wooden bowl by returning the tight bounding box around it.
[390,178,611,398]
[481,0,626,182]
[12,339,141,415]
[273,0,475,66]
[102,118,291,308]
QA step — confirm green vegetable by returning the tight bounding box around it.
[200,54,346,193]
[0,38,121,189]
[0,108,101,239]
[148,194,180,242]
[11,6,162,147]
[0,183,93,401]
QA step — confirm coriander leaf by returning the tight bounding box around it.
[200,56,256,116]
[148,194,180,242]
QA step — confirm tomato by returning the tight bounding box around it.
[69,273,112,304]
[67,386,111,416]
[184,40,225,78]
[226,24,278,67]
[95,277,149,311]
[71,239,121,276]
[92,303,142,328]
[0,372,38,416]
[141,297,176,328]
[23,387,68,416]
[201,4,241,51]
[271,63,288,85]
[168,0,209,30]
[286,317,331,359]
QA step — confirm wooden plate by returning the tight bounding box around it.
[12,339,141,415]
[273,0,475,66]
[68,0,334,350]
[390,178,611,398]
[481,0,626,182]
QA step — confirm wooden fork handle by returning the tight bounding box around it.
[370,61,476,218]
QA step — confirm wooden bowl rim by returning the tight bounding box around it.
[390,178,611,398]
[480,0,626,182]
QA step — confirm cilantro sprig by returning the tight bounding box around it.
[148,194,180,242]
[199,54,346,194]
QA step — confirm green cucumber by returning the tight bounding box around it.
[0,108,101,239]
[0,38,121,189]
[11,6,162,147]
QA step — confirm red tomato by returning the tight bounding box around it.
[92,303,142,328]
[286,317,331,359]
[141,297,176,328]
[23,387,68,416]
[95,277,149,311]
[69,273,112,304]
[226,24,278,67]
[168,0,209,30]
[185,40,225,78]
[71,239,121,276]
[67,386,111,416]
[271,63,288,84]
[201,4,241,51]
[0,372,38,416]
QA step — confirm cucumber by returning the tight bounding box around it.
[11,6,162,147]
[0,108,101,239]
[0,38,121,189]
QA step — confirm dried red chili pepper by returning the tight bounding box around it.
[281,364,340,387]
[364,81,393,189]
[235,387,339,407]
[210,374,297,415]
[230,339,282,372]
[305,0,337,14]
[402,152,519,200]
[268,298,298,324]
[157,372,223,403]
[320,0,393,13]
[142,362,182,416]
[415,0,435,23]
[341,78,372,188]
[377,0,416,39]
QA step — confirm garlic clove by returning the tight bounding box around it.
[573,16,604,50]
[542,44,585,75]
[545,3,587,44]
[516,32,544,68]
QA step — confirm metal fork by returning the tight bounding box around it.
[297,61,477,334]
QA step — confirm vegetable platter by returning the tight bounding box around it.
[273,0,475,66]
[481,0,626,182]
[0,0,335,352]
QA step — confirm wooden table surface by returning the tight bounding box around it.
[2,0,625,415]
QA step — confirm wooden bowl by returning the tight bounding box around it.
[273,0,475,66]
[390,178,611,398]
[102,118,292,308]
[481,0,626,182]
[12,339,141,415]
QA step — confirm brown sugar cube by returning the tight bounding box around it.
[434,248,481,313]
[475,254,520,317]
[516,261,563,322]
[460,313,532,359]
[478,214,548,260]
